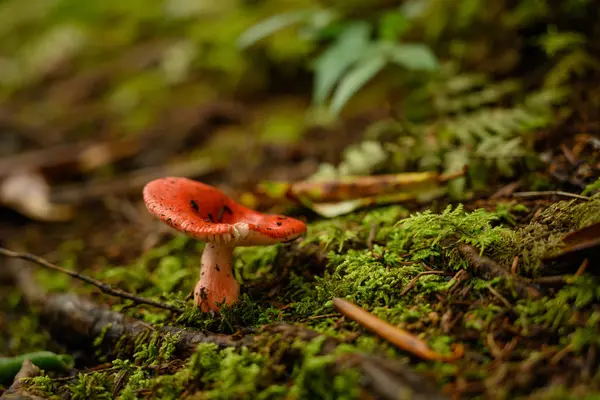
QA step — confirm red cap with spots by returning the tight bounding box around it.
[143,177,307,246]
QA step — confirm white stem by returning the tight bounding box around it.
[193,244,239,312]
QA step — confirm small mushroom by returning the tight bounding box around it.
[143,177,307,312]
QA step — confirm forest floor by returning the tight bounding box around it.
[1,107,599,400]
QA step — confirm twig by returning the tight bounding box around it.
[112,370,131,398]
[512,191,590,201]
[332,298,463,362]
[486,285,513,309]
[550,344,573,366]
[438,165,468,182]
[51,365,118,382]
[0,247,182,314]
[532,260,588,286]
[510,256,519,275]
[574,259,589,277]
[458,244,541,299]
[531,275,569,285]
[367,223,377,251]
[399,271,447,297]
[486,333,503,359]
[490,181,521,199]
[299,313,339,322]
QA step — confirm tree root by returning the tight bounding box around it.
[6,259,447,400]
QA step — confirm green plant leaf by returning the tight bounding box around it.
[582,177,600,196]
[237,10,314,49]
[313,21,371,107]
[537,28,586,57]
[0,351,74,385]
[378,9,409,41]
[329,53,386,116]
[385,43,439,71]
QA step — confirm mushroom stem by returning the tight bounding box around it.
[194,244,239,312]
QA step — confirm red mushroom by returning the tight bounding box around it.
[143,177,307,312]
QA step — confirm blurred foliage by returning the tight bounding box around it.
[2,0,598,139]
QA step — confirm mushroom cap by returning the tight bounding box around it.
[143,177,307,246]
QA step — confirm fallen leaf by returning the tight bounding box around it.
[0,170,73,221]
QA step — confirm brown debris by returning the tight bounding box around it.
[542,221,600,273]
[0,360,46,400]
[0,139,140,180]
[333,298,464,362]
[458,244,541,299]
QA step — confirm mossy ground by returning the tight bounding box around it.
[1,2,600,398]
[2,193,599,399]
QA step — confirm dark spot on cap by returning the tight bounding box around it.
[215,265,220,272]
[190,200,199,212]
[276,222,282,226]
[207,213,215,223]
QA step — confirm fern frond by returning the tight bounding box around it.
[437,81,521,115]
[544,49,600,88]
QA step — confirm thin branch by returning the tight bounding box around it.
[458,244,541,299]
[486,285,513,309]
[367,223,377,251]
[512,191,590,201]
[0,247,182,314]
[299,313,340,322]
[399,271,447,297]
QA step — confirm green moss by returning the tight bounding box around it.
[22,375,60,399]
[15,196,600,399]
[2,315,53,356]
[388,204,514,260]
[507,196,600,274]
[288,337,360,400]
[67,372,113,400]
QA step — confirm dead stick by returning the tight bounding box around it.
[512,191,589,201]
[399,271,447,297]
[0,247,182,314]
[333,298,463,362]
[458,244,541,299]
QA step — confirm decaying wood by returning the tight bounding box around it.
[6,260,447,400]
[458,244,542,299]
[0,360,47,400]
